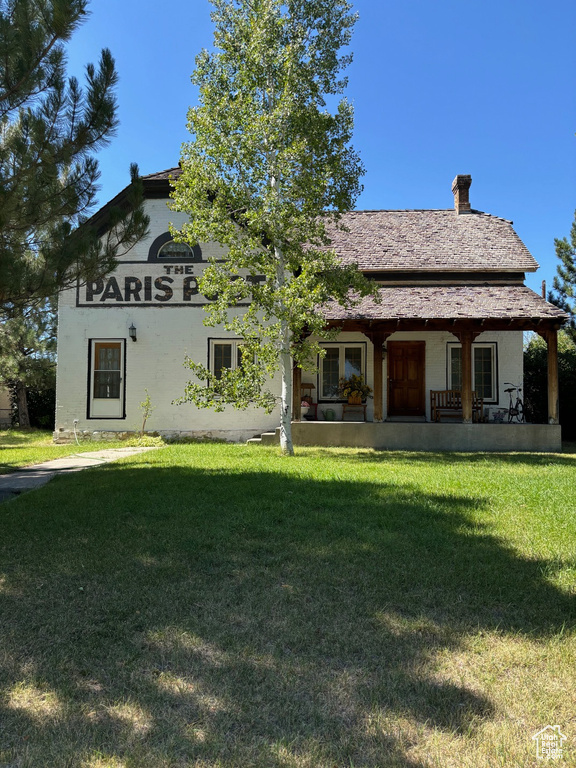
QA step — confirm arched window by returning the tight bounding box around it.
[157,240,194,258]
[147,232,202,262]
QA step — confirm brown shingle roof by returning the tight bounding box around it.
[324,285,567,321]
[325,209,538,273]
[141,169,538,274]
[142,167,181,182]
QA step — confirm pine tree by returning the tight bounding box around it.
[0,301,56,427]
[0,0,149,310]
[171,0,375,455]
[549,210,576,341]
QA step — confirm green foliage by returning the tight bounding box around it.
[171,0,376,450]
[0,301,56,388]
[16,386,55,428]
[524,331,576,438]
[0,300,56,426]
[338,373,372,399]
[138,388,156,435]
[549,210,576,341]
[0,0,149,309]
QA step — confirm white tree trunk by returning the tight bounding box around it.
[275,245,294,455]
[279,333,294,455]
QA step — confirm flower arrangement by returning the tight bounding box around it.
[338,374,372,401]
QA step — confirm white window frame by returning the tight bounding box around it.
[209,339,245,380]
[88,339,125,419]
[447,342,498,403]
[318,342,367,401]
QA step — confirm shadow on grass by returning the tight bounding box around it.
[0,457,573,767]
[309,446,576,468]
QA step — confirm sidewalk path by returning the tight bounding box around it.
[0,447,158,503]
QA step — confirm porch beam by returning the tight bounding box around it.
[325,318,564,335]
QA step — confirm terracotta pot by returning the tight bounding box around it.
[348,393,362,405]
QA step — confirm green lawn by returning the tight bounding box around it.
[0,442,575,767]
[0,429,127,474]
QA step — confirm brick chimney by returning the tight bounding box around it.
[452,175,472,214]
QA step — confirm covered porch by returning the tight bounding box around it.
[289,285,567,451]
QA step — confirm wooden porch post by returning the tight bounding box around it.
[546,329,559,425]
[292,362,302,421]
[460,330,473,424]
[373,333,384,422]
[365,330,389,422]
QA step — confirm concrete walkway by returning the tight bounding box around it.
[0,447,158,503]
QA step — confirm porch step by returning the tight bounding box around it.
[247,431,279,446]
[260,431,279,445]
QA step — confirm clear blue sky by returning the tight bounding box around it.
[66,0,575,293]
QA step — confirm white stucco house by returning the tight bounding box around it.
[54,171,567,450]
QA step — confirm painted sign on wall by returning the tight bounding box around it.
[76,264,264,307]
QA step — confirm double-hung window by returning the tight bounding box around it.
[447,343,497,403]
[319,343,366,399]
[209,339,245,379]
[89,340,125,418]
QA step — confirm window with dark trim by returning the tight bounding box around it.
[88,339,126,418]
[447,342,498,403]
[209,339,246,380]
[318,343,366,400]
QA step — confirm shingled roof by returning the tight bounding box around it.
[142,167,181,183]
[324,209,538,273]
[141,169,537,274]
[324,285,566,322]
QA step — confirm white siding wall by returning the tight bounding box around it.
[55,199,281,441]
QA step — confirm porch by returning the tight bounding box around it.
[290,287,567,453]
[262,421,562,452]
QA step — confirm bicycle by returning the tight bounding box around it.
[504,383,525,423]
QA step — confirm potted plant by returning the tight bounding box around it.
[338,374,372,404]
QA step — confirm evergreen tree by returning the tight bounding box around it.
[524,331,576,439]
[0,300,56,427]
[171,0,375,455]
[549,210,576,341]
[0,0,149,310]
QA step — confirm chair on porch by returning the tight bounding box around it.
[430,390,484,423]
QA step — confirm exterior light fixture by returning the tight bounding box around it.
[129,323,137,342]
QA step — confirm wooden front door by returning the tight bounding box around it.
[387,341,425,417]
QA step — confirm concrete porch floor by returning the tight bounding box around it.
[260,421,562,452]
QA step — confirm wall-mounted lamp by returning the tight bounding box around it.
[129,323,137,342]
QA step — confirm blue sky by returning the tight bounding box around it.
[66,0,575,292]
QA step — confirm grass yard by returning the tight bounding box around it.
[0,430,126,474]
[0,442,575,767]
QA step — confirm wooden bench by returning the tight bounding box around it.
[430,390,484,423]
